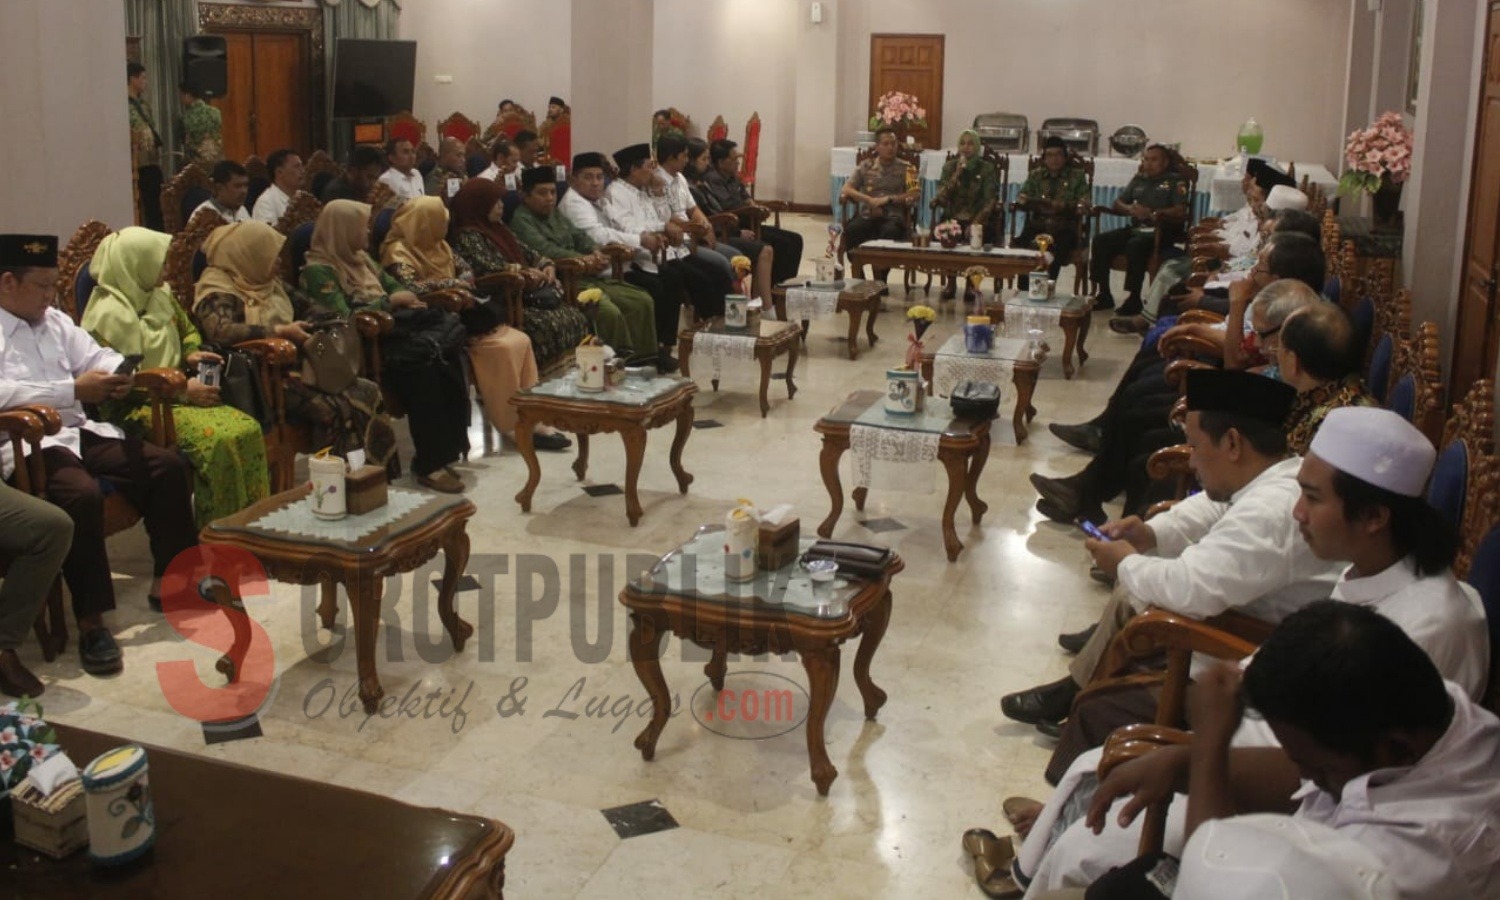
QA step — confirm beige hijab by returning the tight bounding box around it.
[304,199,386,302]
[379,196,456,282]
[194,221,295,327]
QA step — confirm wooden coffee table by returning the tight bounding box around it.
[919,334,1043,444]
[678,319,800,417]
[770,278,887,360]
[986,294,1095,379]
[8,723,514,897]
[814,390,991,562]
[511,374,696,526]
[847,240,1044,287]
[621,526,903,795]
[200,486,476,714]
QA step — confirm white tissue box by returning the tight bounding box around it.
[11,775,88,858]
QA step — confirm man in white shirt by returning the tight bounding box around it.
[601,143,729,322]
[1083,602,1500,899]
[478,137,519,186]
[191,159,251,226]
[514,130,540,169]
[0,234,197,678]
[376,138,425,203]
[251,148,303,224]
[653,133,737,283]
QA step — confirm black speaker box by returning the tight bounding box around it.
[182,35,228,99]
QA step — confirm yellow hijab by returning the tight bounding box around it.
[304,199,386,302]
[81,226,182,369]
[379,196,456,282]
[194,221,295,328]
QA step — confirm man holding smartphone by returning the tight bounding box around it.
[0,234,197,677]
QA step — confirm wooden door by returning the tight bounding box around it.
[869,34,944,147]
[1452,3,1500,399]
[209,30,312,162]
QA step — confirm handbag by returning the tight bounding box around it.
[217,349,272,428]
[459,295,508,338]
[525,282,563,311]
[950,380,1001,420]
[381,306,467,371]
[300,320,362,395]
[800,540,894,581]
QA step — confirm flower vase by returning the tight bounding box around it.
[938,235,960,250]
[1372,176,1403,231]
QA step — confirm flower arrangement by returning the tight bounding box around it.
[906,304,936,370]
[730,255,753,294]
[1339,111,1414,196]
[962,265,988,304]
[0,699,59,798]
[869,91,927,131]
[933,220,964,248]
[577,287,604,333]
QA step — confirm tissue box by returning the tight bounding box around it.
[11,776,87,859]
[756,517,801,570]
[345,465,388,515]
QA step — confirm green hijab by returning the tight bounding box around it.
[956,129,987,176]
[82,227,183,369]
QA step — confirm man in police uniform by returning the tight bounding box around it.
[1088,143,1190,314]
[839,126,921,282]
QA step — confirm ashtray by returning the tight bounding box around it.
[624,366,654,379]
[803,559,839,583]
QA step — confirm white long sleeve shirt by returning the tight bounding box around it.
[377,167,426,203]
[0,306,124,478]
[601,180,687,273]
[251,183,291,224]
[1118,457,1343,622]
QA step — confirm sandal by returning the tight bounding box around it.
[963,828,1018,897]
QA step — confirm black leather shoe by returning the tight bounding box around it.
[533,431,573,452]
[1089,565,1116,587]
[1093,294,1115,312]
[1115,295,1144,317]
[1000,676,1079,725]
[1108,315,1150,336]
[1035,719,1063,740]
[1058,623,1098,655]
[0,651,44,698]
[79,627,123,676]
[1030,473,1084,516]
[656,352,679,374]
[1048,422,1102,454]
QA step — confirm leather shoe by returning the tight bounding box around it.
[1115,295,1144,317]
[0,651,44,698]
[1090,565,1116,587]
[1035,719,1063,739]
[1048,422,1102,454]
[1030,472,1084,515]
[533,431,573,452]
[656,352,679,374]
[1092,294,1115,312]
[1108,315,1150,336]
[79,627,123,676]
[1001,675,1079,725]
[1058,623,1098,655]
[417,470,465,494]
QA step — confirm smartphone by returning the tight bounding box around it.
[114,354,144,377]
[1077,518,1111,541]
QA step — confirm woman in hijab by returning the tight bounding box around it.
[81,226,270,527]
[193,220,397,474]
[379,196,569,450]
[447,178,590,370]
[932,128,1000,298]
[300,199,469,493]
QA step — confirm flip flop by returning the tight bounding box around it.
[962,827,1013,864]
[978,868,1023,900]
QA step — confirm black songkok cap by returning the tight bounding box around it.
[572,152,608,173]
[1043,136,1067,151]
[550,96,566,107]
[0,234,58,268]
[1185,369,1296,426]
[612,143,652,171]
[521,166,555,191]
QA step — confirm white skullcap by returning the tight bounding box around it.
[1309,406,1435,497]
[1176,815,1397,900]
[1265,184,1308,211]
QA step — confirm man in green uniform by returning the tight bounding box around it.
[179,82,223,168]
[509,167,663,368]
[128,62,165,230]
[1015,136,1092,287]
[1088,144,1190,314]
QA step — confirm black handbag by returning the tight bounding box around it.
[524,283,563,311]
[218,349,272,428]
[950,380,1001,420]
[382,306,467,371]
[800,540,894,581]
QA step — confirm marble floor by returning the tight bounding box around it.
[18,213,1144,898]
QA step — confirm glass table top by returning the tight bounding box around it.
[520,371,691,406]
[821,390,973,436]
[932,333,1035,363]
[206,486,469,552]
[629,525,865,619]
[1005,293,1091,312]
[692,319,801,340]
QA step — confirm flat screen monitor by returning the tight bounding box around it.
[332,39,416,119]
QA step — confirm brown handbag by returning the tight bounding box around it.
[300,320,362,395]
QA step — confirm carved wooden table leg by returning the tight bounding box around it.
[677,333,693,379]
[1076,309,1091,369]
[572,433,590,481]
[800,645,842,795]
[757,346,773,417]
[1011,365,1039,444]
[844,306,864,360]
[669,403,694,493]
[773,292,786,323]
[784,336,799,403]
[628,612,671,760]
[817,434,848,538]
[853,589,892,719]
[318,580,339,629]
[513,411,542,513]
[621,427,648,526]
[199,577,250,683]
[704,641,728,692]
[853,486,868,512]
[966,429,991,525]
[436,525,474,652]
[939,450,969,561]
[346,565,386,714]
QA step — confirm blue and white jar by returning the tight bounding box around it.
[82,744,154,866]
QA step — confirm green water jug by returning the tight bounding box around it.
[1237,118,1264,155]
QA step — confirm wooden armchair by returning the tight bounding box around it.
[1090,162,1200,290]
[1006,153,1095,294]
[300,150,339,198]
[483,107,537,144]
[741,112,761,197]
[2,403,66,659]
[161,163,212,233]
[272,190,322,237]
[931,146,1011,236]
[706,115,729,143]
[439,112,482,145]
[836,144,921,274]
[387,110,427,147]
[366,181,397,212]
[1386,319,1445,447]
[538,111,571,169]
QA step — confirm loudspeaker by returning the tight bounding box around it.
[182,35,228,99]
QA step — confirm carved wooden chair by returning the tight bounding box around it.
[706,115,729,144]
[366,181,398,213]
[836,144,921,276]
[483,107,538,145]
[1006,153,1095,294]
[244,155,271,212]
[1,403,67,659]
[1089,161,1200,291]
[916,146,1011,292]
[272,190,322,237]
[439,111,482,145]
[537,112,571,170]
[161,163,212,233]
[387,110,427,148]
[742,112,761,197]
[1385,319,1445,447]
[300,149,340,198]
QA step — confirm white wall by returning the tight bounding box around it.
[834,0,1351,168]
[399,0,573,137]
[0,0,133,239]
[573,0,656,155]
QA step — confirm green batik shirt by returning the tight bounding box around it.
[933,156,999,223]
[300,260,404,318]
[182,99,223,167]
[1018,165,1091,232]
[510,205,596,260]
[129,97,161,168]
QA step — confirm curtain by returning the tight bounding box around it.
[125,0,199,171]
[321,0,401,158]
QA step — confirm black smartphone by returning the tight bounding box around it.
[114,354,144,377]
[1077,518,1111,541]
